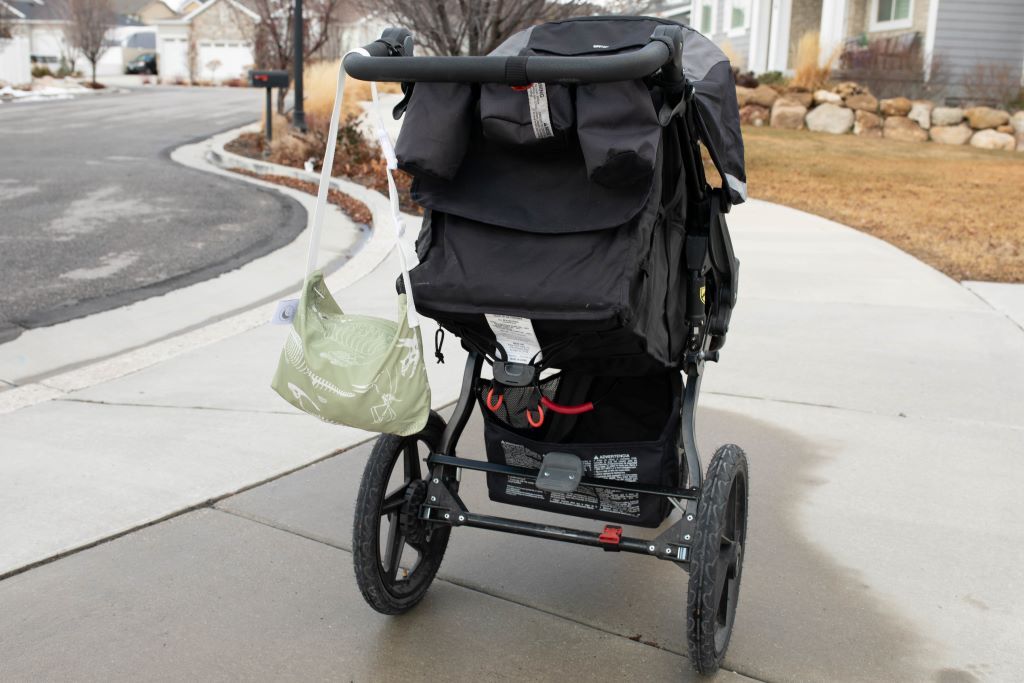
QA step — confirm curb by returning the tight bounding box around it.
[0,122,409,414]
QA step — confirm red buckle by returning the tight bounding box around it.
[598,525,623,549]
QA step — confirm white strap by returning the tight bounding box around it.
[303,49,419,329]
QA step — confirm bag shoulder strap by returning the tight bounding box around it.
[304,51,420,328]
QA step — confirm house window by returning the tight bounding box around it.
[871,0,913,31]
[727,0,750,35]
[699,0,716,35]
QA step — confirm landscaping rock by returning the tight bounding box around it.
[996,124,1014,135]
[880,97,913,117]
[883,116,928,142]
[805,103,854,134]
[1017,132,1024,152]
[844,93,878,112]
[735,85,754,107]
[748,84,780,108]
[965,106,1010,130]
[931,106,964,126]
[814,89,842,105]
[770,99,807,130]
[969,128,1015,151]
[739,104,770,127]
[854,110,883,137]
[1013,111,1024,135]
[929,123,973,145]
[785,89,814,108]
[833,81,869,98]
[908,100,934,129]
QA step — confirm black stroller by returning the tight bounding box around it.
[345,16,748,675]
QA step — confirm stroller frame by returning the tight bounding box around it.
[346,22,749,676]
[423,349,706,565]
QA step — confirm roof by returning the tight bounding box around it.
[5,0,65,21]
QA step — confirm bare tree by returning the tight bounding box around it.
[63,0,115,85]
[0,4,14,40]
[357,0,589,56]
[240,0,344,112]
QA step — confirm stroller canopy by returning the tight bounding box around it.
[491,16,747,205]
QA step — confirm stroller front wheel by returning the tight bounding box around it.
[685,444,749,675]
[352,411,451,615]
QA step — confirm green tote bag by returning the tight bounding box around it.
[271,58,431,436]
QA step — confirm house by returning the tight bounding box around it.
[152,0,257,83]
[153,0,387,85]
[0,0,175,84]
[658,0,1024,102]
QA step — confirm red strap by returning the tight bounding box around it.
[486,388,503,412]
[525,405,545,428]
[540,396,595,415]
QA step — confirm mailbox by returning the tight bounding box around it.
[249,69,290,89]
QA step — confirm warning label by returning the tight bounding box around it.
[485,314,542,364]
[498,441,641,518]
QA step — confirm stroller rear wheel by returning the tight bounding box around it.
[352,411,451,614]
[685,444,749,675]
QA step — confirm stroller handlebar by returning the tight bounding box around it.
[343,39,675,84]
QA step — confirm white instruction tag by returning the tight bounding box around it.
[271,298,299,325]
[486,314,541,364]
[527,83,554,139]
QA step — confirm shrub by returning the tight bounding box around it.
[792,31,836,92]
[758,71,789,87]
[31,65,53,78]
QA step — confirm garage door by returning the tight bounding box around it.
[159,37,189,81]
[198,41,253,82]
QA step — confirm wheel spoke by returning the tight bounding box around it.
[381,487,406,515]
[382,513,406,581]
[403,441,421,482]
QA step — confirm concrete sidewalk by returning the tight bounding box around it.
[1,199,1022,681]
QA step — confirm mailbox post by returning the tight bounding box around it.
[249,70,290,157]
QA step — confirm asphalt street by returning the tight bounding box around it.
[0,87,304,343]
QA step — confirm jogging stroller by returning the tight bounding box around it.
[344,16,748,675]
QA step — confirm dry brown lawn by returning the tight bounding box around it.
[738,126,1024,282]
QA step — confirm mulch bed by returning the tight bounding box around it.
[230,168,373,226]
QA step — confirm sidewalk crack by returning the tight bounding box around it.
[56,396,306,416]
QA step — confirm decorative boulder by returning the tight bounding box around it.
[833,81,869,98]
[908,100,934,129]
[965,106,1010,130]
[770,99,807,130]
[854,110,882,137]
[996,124,1014,135]
[880,97,913,117]
[1013,111,1024,135]
[735,86,754,107]
[739,104,770,127]
[931,107,964,126]
[929,123,973,145]
[805,103,854,134]
[844,93,878,112]
[814,89,842,105]
[883,116,928,142]
[970,129,1015,151]
[784,89,814,108]
[1017,133,1024,152]
[748,84,780,108]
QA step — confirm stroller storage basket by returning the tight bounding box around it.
[479,373,680,528]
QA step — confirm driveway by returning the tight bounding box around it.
[0,87,304,343]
